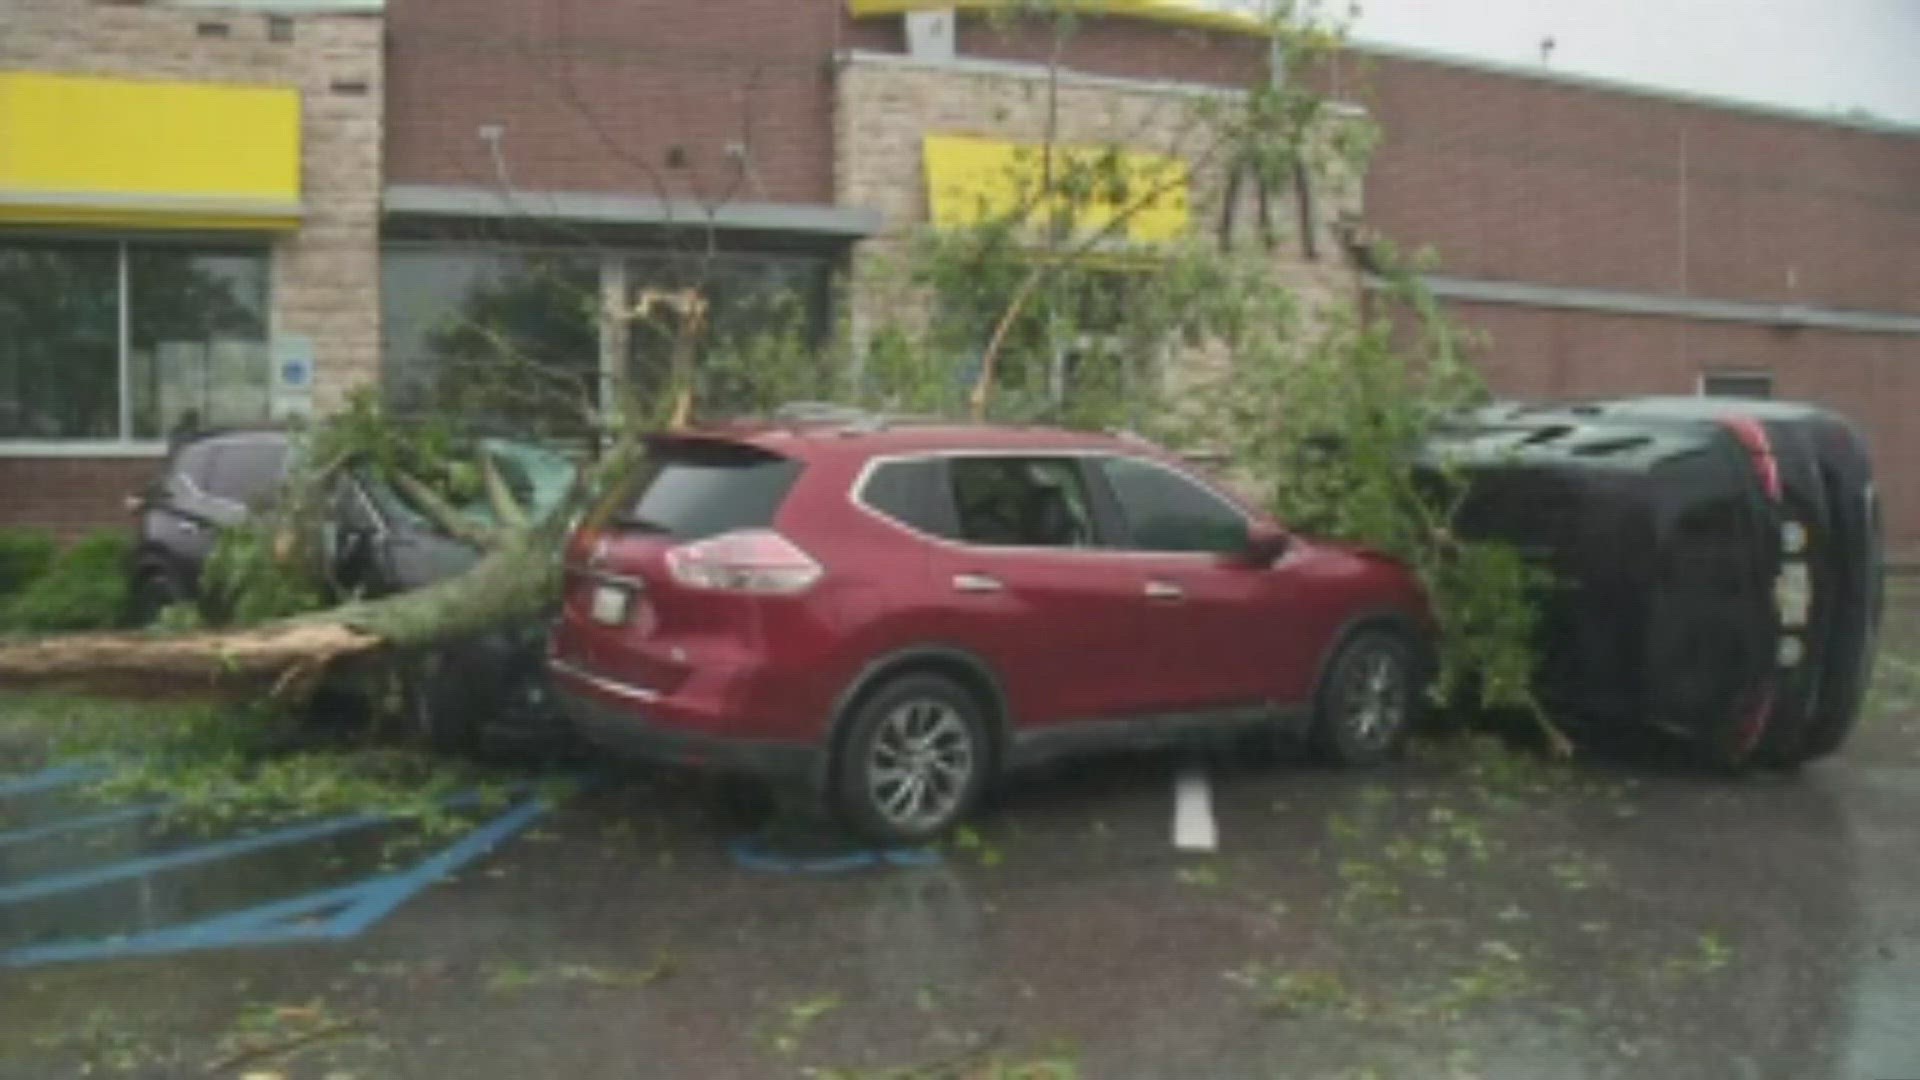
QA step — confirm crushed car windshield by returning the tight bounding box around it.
[366,438,578,536]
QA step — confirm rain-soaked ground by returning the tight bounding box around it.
[6,590,1920,1079]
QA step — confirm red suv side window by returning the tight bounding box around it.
[948,456,1100,548]
[860,458,957,538]
[1096,457,1250,553]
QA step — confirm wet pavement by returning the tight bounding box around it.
[7,595,1920,1078]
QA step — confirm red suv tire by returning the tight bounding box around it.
[833,673,992,844]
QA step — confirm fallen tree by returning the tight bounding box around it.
[0,309,653,703]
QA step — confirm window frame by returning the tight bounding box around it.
[850,449,1255,559]
[0,234,272,456]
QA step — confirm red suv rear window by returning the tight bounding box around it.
[617,440,801,540]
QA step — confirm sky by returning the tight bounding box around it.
[1246,0,1920,126]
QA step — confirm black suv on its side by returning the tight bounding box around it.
[129,428,575,746]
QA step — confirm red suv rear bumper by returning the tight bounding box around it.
[549,660,827,786]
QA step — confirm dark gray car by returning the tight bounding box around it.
[128,428,574,746]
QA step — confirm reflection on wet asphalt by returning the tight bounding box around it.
[6,593,1920,1078]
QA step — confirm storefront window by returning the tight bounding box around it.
[128,247,271,440]
[383,245,831,434]
[0,240,120,440]
[0,238,270,443]
[626,254,831,414]
[382,248,601,438]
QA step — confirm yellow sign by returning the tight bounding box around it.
[924,134,1189,245]
[0,71,302,230]
[848,0,1266,36]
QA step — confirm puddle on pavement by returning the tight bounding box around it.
[0,817,434,951]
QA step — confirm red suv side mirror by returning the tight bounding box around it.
[1229,521,1290,567]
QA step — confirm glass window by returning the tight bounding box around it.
[861,458,957,537]
[381,246,830,432]
[0,239,270,443]
[129,247,271,440]
[382,248,601,437]
[619,442,802,540]
[626,254,831,416]
[948,456,1097,547]
[1099,456,1249,553]
[0,240,120,439]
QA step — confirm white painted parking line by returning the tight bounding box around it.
[1173,767,1217,852]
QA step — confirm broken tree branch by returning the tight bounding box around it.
[393,472,498,550]
[480,452,530,530]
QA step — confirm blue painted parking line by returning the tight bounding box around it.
[0,791,558,970]
[0,762,107,799]
[0,807,392,907]
[0,803,165,851]
[326,796,551,936]
[0,786,519,908]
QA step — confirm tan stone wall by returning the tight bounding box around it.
[0,0,385,412]
[835,52,1362,356]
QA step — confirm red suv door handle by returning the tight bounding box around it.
[952,573,1004,594]
[1143,580,1184,600]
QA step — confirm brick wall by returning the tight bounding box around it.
[1355,53,1920,310]
[384,3,1269,212]
[954,11,1264,87]
[0,0,384,530]
[0,457,158,538]
[385,0,841,206]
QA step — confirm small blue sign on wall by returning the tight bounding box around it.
[270,335,316,419]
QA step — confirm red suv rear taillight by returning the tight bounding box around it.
[665,529,822,595]
[1721,415,1782,502]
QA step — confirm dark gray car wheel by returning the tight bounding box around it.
[128,566,188,627]
[834,674,990,845]
[1312,628,1420,767]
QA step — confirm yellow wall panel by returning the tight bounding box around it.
[0,71,301,228]
[924,134,1189,246]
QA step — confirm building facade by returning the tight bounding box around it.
[4,0,1918,554]
[0,0,383,535]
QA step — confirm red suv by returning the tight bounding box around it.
[550,417,1434,842]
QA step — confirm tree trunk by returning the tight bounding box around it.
[0,526,563,700]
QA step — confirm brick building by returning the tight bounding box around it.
[4,0,1918,554]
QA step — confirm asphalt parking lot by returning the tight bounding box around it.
[6,589,1920,1079]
